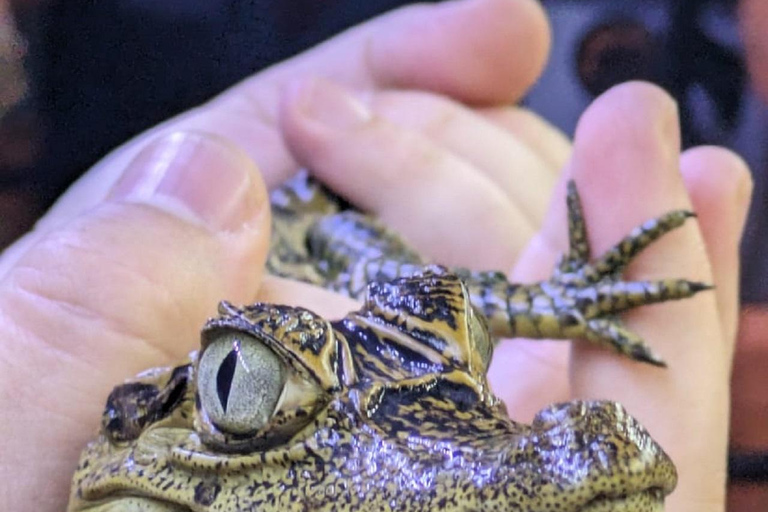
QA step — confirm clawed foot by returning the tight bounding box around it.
[543,181,711,366]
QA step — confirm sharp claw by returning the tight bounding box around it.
[633,349,667,368]
[645,358,668,368]
[494,183,706,366]
[689,282,714,293]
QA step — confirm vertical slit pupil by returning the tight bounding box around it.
[216,349,238,413]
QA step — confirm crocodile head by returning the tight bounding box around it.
[68,268,676,512]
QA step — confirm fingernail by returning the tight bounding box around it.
[110,132,264,232]
[289,78,372,130]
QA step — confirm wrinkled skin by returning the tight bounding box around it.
[68,178,708,511]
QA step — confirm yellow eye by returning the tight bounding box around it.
[197,333,286,435]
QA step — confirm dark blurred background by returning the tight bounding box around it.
[0,0,765,509]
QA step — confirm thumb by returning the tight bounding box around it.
[0,132,269,510]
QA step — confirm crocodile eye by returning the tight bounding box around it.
[198,333,286,434]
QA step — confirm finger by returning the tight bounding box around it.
[167,0,548,186]
[280,78,535,270]
[250,0,550,108]
[561,82,728,512]
[33,0,550,233]
[680,146,752,355]
[480,105,572,173]
[367,90,558,224]
[0,132,269,510]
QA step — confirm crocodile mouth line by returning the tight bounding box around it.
[577,487,666,512]
[88,487,666,512]
[78,496,194,512]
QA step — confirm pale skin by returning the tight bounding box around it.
[0,1,750,511]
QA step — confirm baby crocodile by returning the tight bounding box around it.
[68,174,706,511]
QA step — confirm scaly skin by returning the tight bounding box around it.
[68,174,707,511]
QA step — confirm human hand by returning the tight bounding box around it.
[0,0,745,511]
[0,0,553,510]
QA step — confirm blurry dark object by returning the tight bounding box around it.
[0,107,43,244]
[728,307,768,510]
[576,19,659,98]
[530,0,745,147]
[0,1,27,116]
[0,1,42,245]
[666,0,745,146]
[729,306,768,470]
[0,184,42,246]
[730,453,768,482]
[0,107,42,178]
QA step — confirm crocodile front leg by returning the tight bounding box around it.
[459,181,709,366]
[291,180,709,365]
